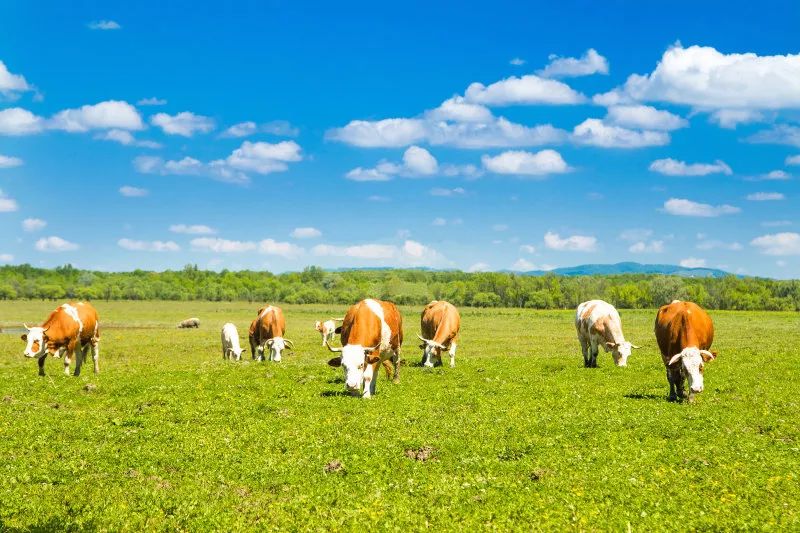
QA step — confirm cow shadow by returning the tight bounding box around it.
[320,390,354,398]
[623,392,663,401]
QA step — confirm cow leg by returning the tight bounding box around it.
[63,352,72,376]
[579,337,590,367]
[449,343,457,368]
[589,340,599,368]
[91,340,100,374]
[667,367,683,401]
[37,354,46,376]
[74,344,85,377]
[423,347,434,368]
[362,362,377,399]
[391,353,400,384]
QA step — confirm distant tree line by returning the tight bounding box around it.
[1,264,799,311]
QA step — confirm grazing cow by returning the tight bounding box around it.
[178,317,200,329]
[326,298,402,398]
[575,300,640,367]
[315,318,342,347]
[249,305,294,362]
[221,323,246,361]
[655,300,717,401]
[21,301,100,377]
[418,300,461,368]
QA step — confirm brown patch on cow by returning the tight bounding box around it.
[404,445,436,462]
[324,459,344,473]
[580,302,598,320]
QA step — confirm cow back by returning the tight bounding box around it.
[341,299,403,350]
[255,305,286,343]
[421,300,460,346]
[43,302,99,346]
[655,301,714,362]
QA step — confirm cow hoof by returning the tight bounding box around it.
[392,378,400,384]
[423,362,434,368]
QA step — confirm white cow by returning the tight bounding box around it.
[221,323,245,361]
[575,300,639,367]
[314,318,341,347]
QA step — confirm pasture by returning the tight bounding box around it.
[1,301,798,530]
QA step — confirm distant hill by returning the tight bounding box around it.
[520,262,731,278]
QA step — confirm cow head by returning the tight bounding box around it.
[668,347,716,394]
[21,324,48,358]
[314,321,324,333]
[418,335,446,367]
[327,342,379,395]
[231,346,246,361]
[266,337,293,362]
[605,341,640,367]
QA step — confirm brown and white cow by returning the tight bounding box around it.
[177,317,200,328]
[249,305,293,362]
[655,300,717,401]
[575,300,639,367]
[326,298,402,398]
[418,300,460,368]
[315,318,343,347]
[21,301,100,377]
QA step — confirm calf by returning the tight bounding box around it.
[249,305,294,362]
[21,301,100,377]
[418,300,461,368]
[326,298,402,398]
[178,317,200,329]
[315,318,342,347]
[221,323,245,361]
[655,300,717,401]
[575,300,639,367]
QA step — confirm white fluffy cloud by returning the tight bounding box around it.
[0,60,32,97]
[312,243,396,260]
[291,227,322,239]
[663,198,741,217]
[519,244,536,254]
[0,189,18,212]
[679,257,707,268]
[746,192,785,201]
[346,146,444,181]
[572,118,669,148]
[35,236,78,252]
[747,125,800,148]
[258,239,303,258]
[50,101,144,132]
[482,149,570,176]
[403,145,438,175]
[709,109,764,129]
[118,238,180,252]
[150,111,215,136]
[610,44,800,111]
[0,108,44,135]
[22,218,46,232]
[509,58,525,66]
[468,262,491,272]
[94,129,161,148]
[629,240,664,253]
[220,120,299,138]
[221,121,257,138]
[605,105,687,131]
[465,75,585,105]
[312,240,445,266]
[190,237,301,258]
[751,232,800,255]
[786,155,800,166]
[119,186,148,197]
[537,49,609,78]
[544,231,597,252]
[170,224,216,235]
[0,154,23,168]
[88,20,121,30]
[426,96,494,123]
[649,158,732,176]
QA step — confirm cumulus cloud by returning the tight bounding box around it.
[0,154,23,168]
[509,58,525,66]
[746,125,800,148]
[258,239,304,258]
[137,97,167,106]
[403,145,439,175]
[119,185,148,197]
[468,262,491,272]
[679,257,707,268]
[511,258,536,271]
[751,232,800,255]
[785,155,800,166]
[609,44,800,111]
[190,237,301,258]
[118,238,180,252]
[482,149,570,176]
[0,189,18,212]
[150,111,215,136]
[605,105,687,131]
[220,120,299,138]
[629,240,664,253]
[709,109,764,129]
[746,192,785,201]
[663,198,741,217]
[35,236,78,252]
[544,231,597,252]
[50,101,143,132]
[22,218,46,232]
[0,107,45,135]
[465,74,586,105]
[170,224,216,235]
[88,20,121,30]
[519,244,536,254]
[134,140,302,185]
[537,49,609,78]
[346,146,451,181]
[649,158,732,176]
[572,118,669,148]
[94,129,161,148]
[291,227,322,239]
[0,60,32,97]
[311,240,445,266]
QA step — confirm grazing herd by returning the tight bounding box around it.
[17,297,718,401]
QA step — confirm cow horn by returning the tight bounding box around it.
[284,339,294,348]
[631,343,641,349]
[266,339,274,346]
[417,335,445,349]
[324,339,342,353]
[699,349,716,360]
[23,323,30,331]
[668,353,683,366]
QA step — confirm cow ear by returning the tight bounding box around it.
[327,357,342,368]
[700,350,716,362]
[334,326,342,334]
[20,334,27,342]
[366,355,381,365]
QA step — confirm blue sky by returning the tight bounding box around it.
[1,1,800,277]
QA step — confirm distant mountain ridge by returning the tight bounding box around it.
[519,262,731,278]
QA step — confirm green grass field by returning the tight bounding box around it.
[1,301,798,531]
